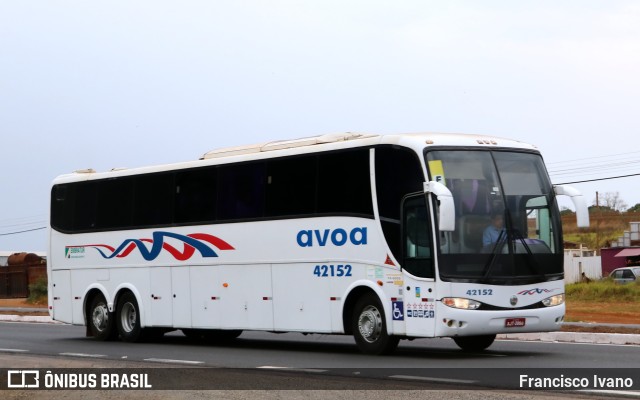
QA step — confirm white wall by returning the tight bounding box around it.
[564,255,602,284]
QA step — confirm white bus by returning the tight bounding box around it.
[48,132,589,354]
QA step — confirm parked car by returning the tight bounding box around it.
[609,267,640,284]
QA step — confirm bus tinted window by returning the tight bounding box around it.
[175,167,217,224]
[317,149,373,216]
[266,156,316,217]
[73,181,97,231]
[96,178,133,229]
[375,147,424,261]
[51,185,72,231]
[50,148,376,233]
[133,173,174,227]
[217,162,266,220]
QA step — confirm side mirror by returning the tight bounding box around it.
[424,181,455,232]
[554,185,590,228]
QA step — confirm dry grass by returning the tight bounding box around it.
[562,211,639,248]
[565,280,640,302]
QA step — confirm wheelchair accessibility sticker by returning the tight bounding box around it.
[392,301,404,321]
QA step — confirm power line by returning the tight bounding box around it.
[550,158,640,172]
[0,221,48,229]
[555,172,640,185]
[0,227,47,236]
[0,215,47,230]
[546,150,640,165]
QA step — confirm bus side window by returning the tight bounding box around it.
[133,172,174,227]
[74,181,98,231]
[175,167,217,224]
[374,146,424,262]
[266,156,316,217]
[317,149,373,216]
[402,194,434,279]
[217,162,266,220]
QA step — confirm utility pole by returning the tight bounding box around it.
[595,191,600,253]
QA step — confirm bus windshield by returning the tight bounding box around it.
[426,150,562,285]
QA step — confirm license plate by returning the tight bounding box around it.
[505,318,526,328]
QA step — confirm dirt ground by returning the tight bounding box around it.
[0,298,48,315]
[565,300,640,324]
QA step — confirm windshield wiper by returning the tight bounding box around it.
[480,229,506,283]
[510,228,547,280]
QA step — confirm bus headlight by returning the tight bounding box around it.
[542,294,565,307]
[441,297,481,310]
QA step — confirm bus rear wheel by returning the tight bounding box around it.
[88,293,117,341]
[453,334,496,352]
[116,292,143,342]
[352,293,399,355]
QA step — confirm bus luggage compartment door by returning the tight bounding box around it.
[51,269,72,323]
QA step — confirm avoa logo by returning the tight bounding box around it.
[296,227,367,247]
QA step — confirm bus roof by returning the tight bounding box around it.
[201,132,536,159]
[53,132,538,183]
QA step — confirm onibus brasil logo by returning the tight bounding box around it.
[65,231,234,261]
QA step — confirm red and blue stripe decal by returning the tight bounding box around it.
[71,231,234,261]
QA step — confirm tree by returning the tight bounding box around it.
[559,207,575,216]
[628,203,640,213]
[589,205,613,213]
[593,192,628,212]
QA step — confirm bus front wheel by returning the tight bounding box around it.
[116,292,143,342]
[352,293,399,355]
[453,334,496,352]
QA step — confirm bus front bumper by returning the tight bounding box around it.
[434,302,565,337]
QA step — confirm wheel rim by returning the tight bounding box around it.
[357,305,382,343]
[92,302,109,333]
[120,302,137,333]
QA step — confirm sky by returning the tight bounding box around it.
[1,0,639,251]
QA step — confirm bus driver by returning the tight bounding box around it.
[483,211,505,247]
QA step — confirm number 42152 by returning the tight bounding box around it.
[313,264,352,277]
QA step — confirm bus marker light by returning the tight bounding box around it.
[377,280,383,286]
[223,283,229,288]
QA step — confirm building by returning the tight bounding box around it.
[0,251,46,267]
[600,222,640,276]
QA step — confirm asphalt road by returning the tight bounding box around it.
[1,321,639,398]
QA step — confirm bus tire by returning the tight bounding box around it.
[453,334,496,352]
[116,292,143,342]
[88,293,117,341]
[352,293,399,355]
